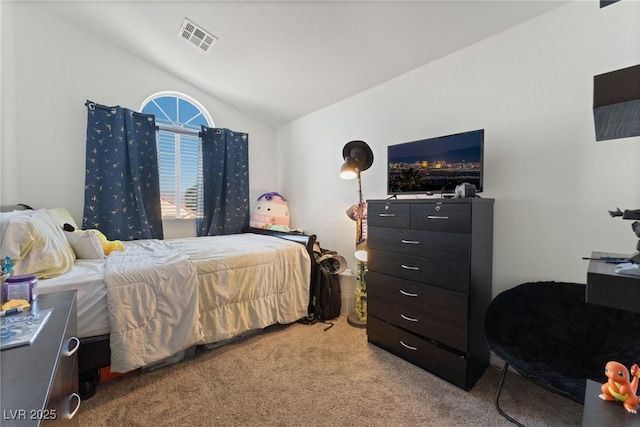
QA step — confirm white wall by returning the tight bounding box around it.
[0,2,277,229]
[278,1,640,296]
[2,1,639,297]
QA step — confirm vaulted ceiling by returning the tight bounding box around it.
[43,1,569,126]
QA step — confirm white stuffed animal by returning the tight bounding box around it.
[249,192,291,231]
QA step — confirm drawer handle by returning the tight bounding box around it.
[427,215,449,220]
[379,213,396,217]
[399,289,418,297]
[67,393,81,419]
[401,314,418,322]
[63,337,80,357]
[401,239,420,245]
[400,340,417,351]
[401,264,419,271]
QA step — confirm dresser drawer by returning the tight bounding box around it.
[367,203,410,228]
[368,249,470,293]
[367,271,468,351]
[45,342,80,426]
[45,295,80,427]
[411,203,471,233]
[368,226,470,262]
[367,316,468,388]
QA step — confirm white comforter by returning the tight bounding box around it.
[105,234,310,371]
[165,233,311,344]
[106,240,202,372]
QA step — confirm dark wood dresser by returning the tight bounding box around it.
[1,290,80,426]
[366,198,494,390]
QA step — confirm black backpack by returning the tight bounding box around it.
[299,249,342,330]
[312,265,341,320]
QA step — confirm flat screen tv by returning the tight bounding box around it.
[387,129,484,195]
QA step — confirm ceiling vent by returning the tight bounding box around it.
[178,18,218,53]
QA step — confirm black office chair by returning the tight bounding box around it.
[485,281,640,426]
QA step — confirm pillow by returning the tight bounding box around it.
[65,230,106,259]
[46,207,79,230]
[0,210,26,222]
[0,209,75,279]
[61,223,125,256]
[87,229,125,255]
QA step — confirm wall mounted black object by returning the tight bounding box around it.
[600,0,620,8]
[593,64,640,141]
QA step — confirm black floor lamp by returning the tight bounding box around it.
[340,140,374,328]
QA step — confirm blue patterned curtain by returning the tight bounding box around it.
[83,100,163,240]
[197,127,250,236]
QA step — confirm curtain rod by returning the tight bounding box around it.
[157,123,200,136]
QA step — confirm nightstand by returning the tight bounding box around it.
[1,290,80,426]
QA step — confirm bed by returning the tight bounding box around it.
[0,207,316,395]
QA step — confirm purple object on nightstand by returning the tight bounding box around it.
[4,274,38,302]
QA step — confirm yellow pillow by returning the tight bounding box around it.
[0,209,75,279]
[46,208,79,230]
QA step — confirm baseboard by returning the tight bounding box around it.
[489,353,520,375]
[490,353,503,368]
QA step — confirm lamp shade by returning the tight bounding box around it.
[354,240,368,262]
[340,140,374,179]
[346,204,359,221]
[340,157,360,180]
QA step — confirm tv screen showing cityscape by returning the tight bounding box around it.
[387,129,484,195]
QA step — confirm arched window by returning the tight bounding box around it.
[141,92,213,219]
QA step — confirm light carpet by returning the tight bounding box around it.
[78,316,584,426]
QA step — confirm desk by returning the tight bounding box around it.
[586,251,640,313]
[583,379,640,426]
[584,254,640,425]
